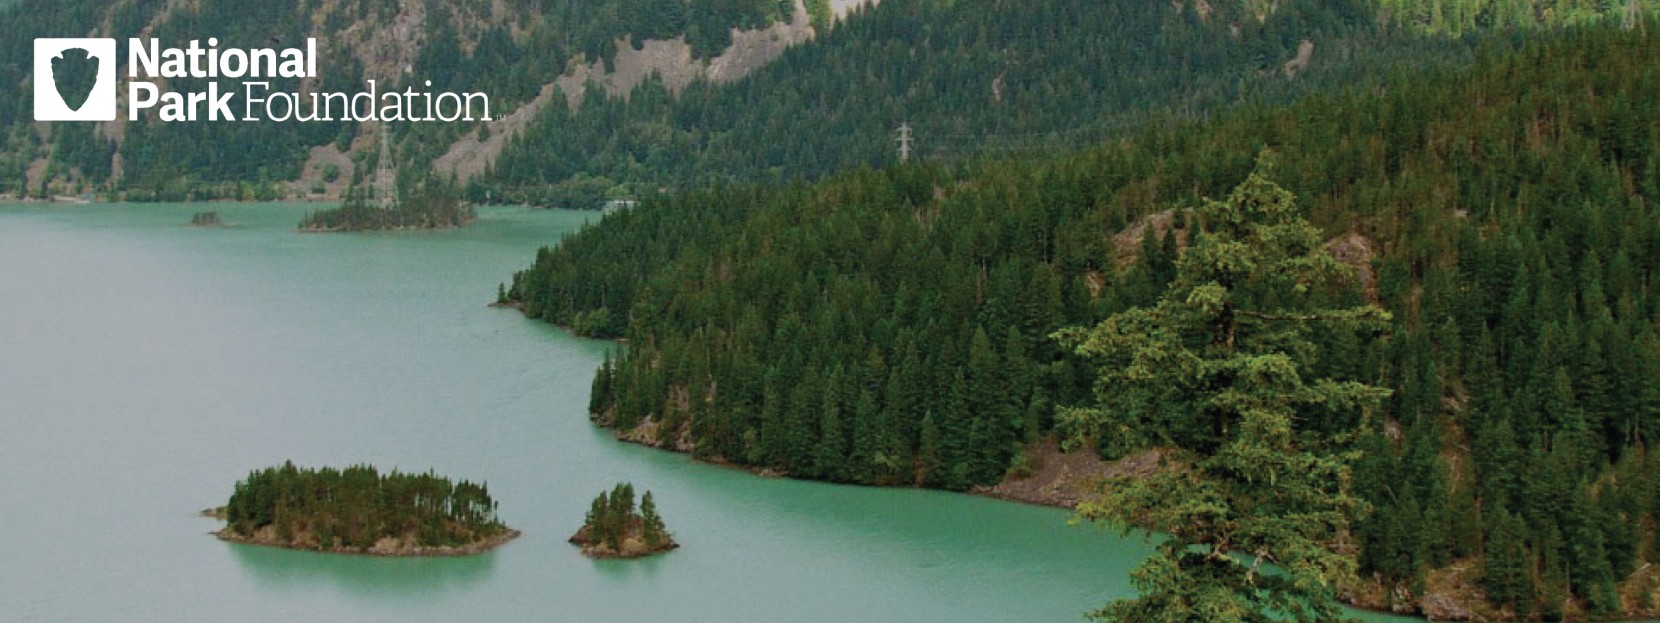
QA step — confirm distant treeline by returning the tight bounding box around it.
[224,462,507,550]
[512,22,1660,618]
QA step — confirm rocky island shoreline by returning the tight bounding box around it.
[208,462,516,557]
[569,483,676,559]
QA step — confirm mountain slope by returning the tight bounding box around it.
[476,0,1401,205]
[472,0,1660,206]
[7,0,1650,203]
[508,22,1660,619]
[0,0,865,199]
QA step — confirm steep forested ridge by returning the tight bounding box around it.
[7,0,1649,205]
[510,23,1660,619]
[474,0,1658,206]
[476,0,1413,205]
[0,0,805,199]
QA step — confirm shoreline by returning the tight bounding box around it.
[295,214,479,234]
[200,508,520,557]
[568,527,679,560]
[597,420,1660,622]
[572,540,680,560]
[211,526,522,558]
[504,303,1660,622]
[600,411,1127,511]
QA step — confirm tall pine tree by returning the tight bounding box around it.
[1058,154,1392,622]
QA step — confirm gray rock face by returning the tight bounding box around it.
[1420,591,1473,621]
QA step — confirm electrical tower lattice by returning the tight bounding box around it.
[375,125,398,210]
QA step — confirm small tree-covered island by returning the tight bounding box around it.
[209,462,518,556]
[298,191,476,232]
[569,483,676,559]
[298,175,475,232]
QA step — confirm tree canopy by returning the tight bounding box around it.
[571,482,676,558]
[223,461,509,552]
[509,21,1660,617]
[1056,155,1391,622]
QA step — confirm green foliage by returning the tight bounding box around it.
[640,491,668,547]
[6,0,1645,199]
[0,0,793,198]
[511,21,1660,615]
[298,177,475,231]
[577,482,671,552]
[480,0,1438,204]
[224,461,506,550]
[1378,0,1654,35]
[569,308,616,337]
[1057,156,1390,622]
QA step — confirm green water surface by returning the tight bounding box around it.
[0,202,1418,622]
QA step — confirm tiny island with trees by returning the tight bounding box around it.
[297,182,476,232]
[207,462,517,556]
[188,211,222,227]
[298,129,475,232]
[569,483,676,559]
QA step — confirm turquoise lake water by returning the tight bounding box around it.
[0,202,1421,622]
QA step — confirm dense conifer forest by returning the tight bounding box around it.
[509,22,1660,619]
[221,462,511,553]
[0,0,807,199]
[5,0,1650,202]
[9,0,1660,617]
[474,0,1521,207]
[463,0,1660,207]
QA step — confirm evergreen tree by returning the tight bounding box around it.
[1481,504,1532,613]
[1058,156,1391,622]
[918,413,942,487]
[640,491,666,547]
[508,25,1660,615]
[814,368,849,481]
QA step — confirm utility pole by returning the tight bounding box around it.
[375,123,398,210]
[895,122,913,164]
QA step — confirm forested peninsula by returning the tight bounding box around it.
[211,462,517,556]
[509,23,1660,621]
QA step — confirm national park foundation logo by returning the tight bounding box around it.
[33,37,489,123]
[34,38,118,121]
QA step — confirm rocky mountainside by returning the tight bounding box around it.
[3,0,1648,204]
[0,0,876,200]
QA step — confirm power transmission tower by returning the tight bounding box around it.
[895,122,913,164]
[375,124,398,210]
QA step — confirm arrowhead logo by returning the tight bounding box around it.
[52,48,100,112]
[34,38,117,121]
